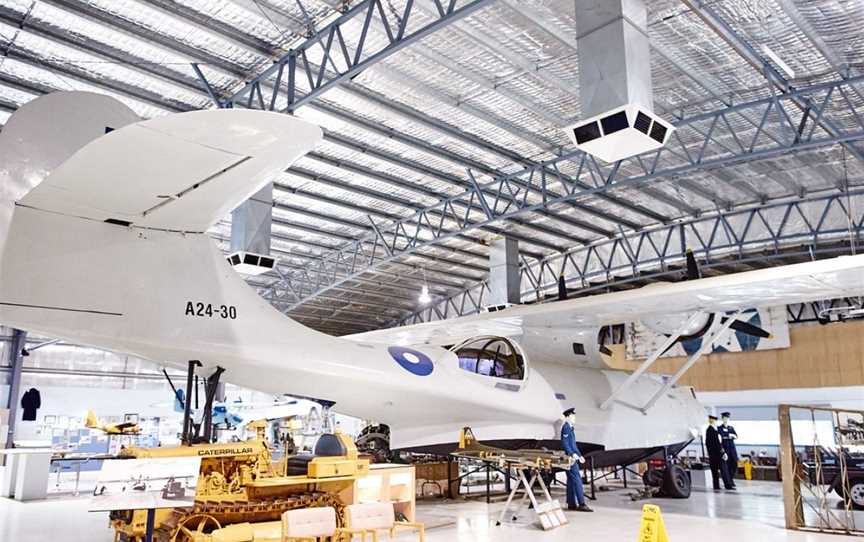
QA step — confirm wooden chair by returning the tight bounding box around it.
[338,502,424,542]
[281,506,338,542]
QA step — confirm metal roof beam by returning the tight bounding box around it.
[681,0,864,164]
[316,88,669,224]
[273,195,565,253]
[272,258,467,294]
[0,13,564,255]
[310,101,666,225]
[139,0,287,56]
[299,153,620,238]
[253,233,484,284]
[0,5,210,96]
[774,0,850,77]
[225,0,495,110]
[218,227,487,277]
[284,165,599,246]
[397,189,864,324]
[1,49,187,113]
[40,0,248,79]
[270,75,864,311]
[281,166,589,247]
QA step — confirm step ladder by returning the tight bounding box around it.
[496,467,567,531]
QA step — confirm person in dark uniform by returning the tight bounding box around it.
[717,411,739,488]
[705,414,734,491]
[561,408,592,512]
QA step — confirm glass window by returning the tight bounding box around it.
[451,337,525,381]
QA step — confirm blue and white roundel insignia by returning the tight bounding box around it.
[387,346,434,376]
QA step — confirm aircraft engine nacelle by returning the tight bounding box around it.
[641,312,714,338]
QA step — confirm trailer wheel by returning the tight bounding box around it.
[662,465,691,499]
[841,478,864,510]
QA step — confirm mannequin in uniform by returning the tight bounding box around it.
[561,408,593,512]
[705,414,734,491]
[717,411,739,488]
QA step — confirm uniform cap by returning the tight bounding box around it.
[563,408,575,417]
[708,415,718,421]
[720,412,731,418]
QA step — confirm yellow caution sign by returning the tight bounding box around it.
[638,504,669,542]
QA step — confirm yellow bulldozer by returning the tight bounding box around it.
[109,421,369,542]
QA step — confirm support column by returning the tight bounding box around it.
[487,237,520,306]
[5,329,27,450]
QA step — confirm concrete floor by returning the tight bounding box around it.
[0,480,860,541]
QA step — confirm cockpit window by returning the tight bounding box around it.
[452,337,525,381]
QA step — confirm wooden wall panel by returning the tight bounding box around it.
[605,320,864,391]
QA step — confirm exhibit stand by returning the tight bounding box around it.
[0,446,53,501]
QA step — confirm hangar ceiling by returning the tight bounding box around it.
[1,0,864,335]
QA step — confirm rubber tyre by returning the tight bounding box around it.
[841,478,864,511]
[662,465,692,499]
[642,469,664,488]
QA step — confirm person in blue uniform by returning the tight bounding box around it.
[705,414,734,491]
[717,411,739,488]
[561,408,593,512]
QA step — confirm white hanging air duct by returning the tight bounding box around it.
[565,0,674,163]
[227,183,276,276]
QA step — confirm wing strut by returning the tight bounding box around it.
[639,309,743,413]
[599,311,707,411]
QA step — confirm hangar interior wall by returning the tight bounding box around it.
[607,320,864,391]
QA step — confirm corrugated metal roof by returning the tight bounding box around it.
[1,0,863,334]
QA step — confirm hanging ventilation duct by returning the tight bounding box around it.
[228,183,276,275]
[226,250,276,276]
[565,0,674,163]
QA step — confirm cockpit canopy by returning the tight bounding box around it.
[450,336,526,381]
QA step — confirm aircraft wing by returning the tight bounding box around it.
[20,110,322,232]
[348,254,864,346]
[115,422,138,430]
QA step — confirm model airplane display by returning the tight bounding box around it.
[3,93,864,479]
[85,409,141,436]
[164,392,319,431]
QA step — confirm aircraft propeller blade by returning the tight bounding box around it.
[726,318,772,339]
[685,249,700,280]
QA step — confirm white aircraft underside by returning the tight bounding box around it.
[1,93,862,458]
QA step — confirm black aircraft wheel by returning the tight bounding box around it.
[662,465,691,499]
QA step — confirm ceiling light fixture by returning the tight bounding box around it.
[418,284,431,305]
[418,269,432,304]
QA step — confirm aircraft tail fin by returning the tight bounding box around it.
[12,93,321,233]
[85,409,99,429]
[0,92,324,347]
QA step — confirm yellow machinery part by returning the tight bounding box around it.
[109,428,367,542]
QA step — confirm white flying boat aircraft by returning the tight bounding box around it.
[2,93,863,478]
